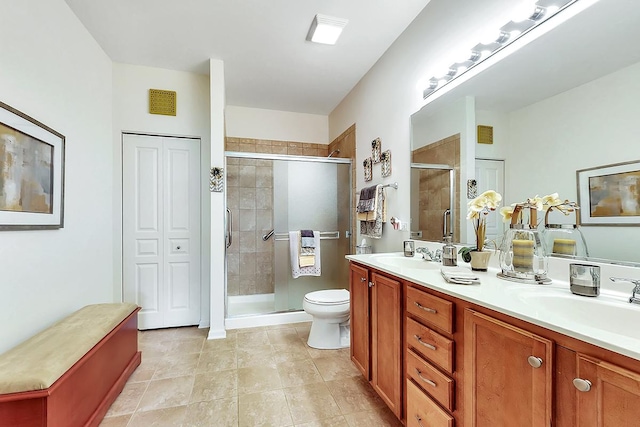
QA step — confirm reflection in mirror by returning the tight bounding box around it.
[410,0,640,265]
[410,163,455,242]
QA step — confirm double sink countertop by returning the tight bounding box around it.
[347,252,640,362]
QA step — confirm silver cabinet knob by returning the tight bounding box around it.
[573,378,592,392]
[369,281,374,287]
[528,356,543,368]
[360,277,366,282]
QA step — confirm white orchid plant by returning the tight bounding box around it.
[499,193,576,224]
[466,190,502,252]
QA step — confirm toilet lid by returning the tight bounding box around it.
[304,289,350,305]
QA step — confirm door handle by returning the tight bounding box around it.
[225,208,232,248]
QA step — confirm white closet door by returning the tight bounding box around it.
[123,134,200,330]
[475,159,505,246]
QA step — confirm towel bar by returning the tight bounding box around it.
[274,231,340,241]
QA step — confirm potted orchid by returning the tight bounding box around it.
[459,190,502,270]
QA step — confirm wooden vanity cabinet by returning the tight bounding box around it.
[349,262,370,378]
[464,309,553,427]
[349,262,403,419]
[405,283,458,426]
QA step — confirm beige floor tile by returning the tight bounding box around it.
[184,397,239,427]
[237,330,271,348]
[238,390,293,427]
[163,337,205,354]
[295,416,349,427]
[306,346,350,360]
[139,328,177,343]
[325,376,386,415]
[129,357,161,383]
[202,334,238,353]
[138,340,170,359]
[99,414,131,427]
[296,326,311,342]
[232,326,267,334]
[284,382,341,424]
[268,328,302,346]
[342,407,403,426]
[277,359,323,387]
[190,369,238,403]
[128,405,187,427]
[197,349,237,372]
[237,344,276,368]
[313,355,362,382]
[173,326,209,339]
[272,342,311,364]
[152,352,200,380]
[238,365,283,395]
[105,381,147,417]
[137,375,195,412]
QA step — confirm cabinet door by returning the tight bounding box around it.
[464,309,553,427]
[575,355,640,427]
[371,272,402,418]
[350,263,370,378]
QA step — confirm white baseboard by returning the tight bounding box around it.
[225,311,312,330]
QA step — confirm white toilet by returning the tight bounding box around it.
[303,289,350,349]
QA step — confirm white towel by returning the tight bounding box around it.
[290,231,321,278]
[440,267,480,284]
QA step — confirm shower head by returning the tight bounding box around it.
[328,149,340,158]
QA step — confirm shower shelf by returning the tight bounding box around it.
[273,231,340,241]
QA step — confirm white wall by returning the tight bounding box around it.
[329,0,515,253]
[507,61,640,261]
[225,106,328,144]
[0,0,113,353]
[112,63,211,326]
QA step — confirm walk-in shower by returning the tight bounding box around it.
[224,152,352,328]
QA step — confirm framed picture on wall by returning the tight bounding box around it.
[576,160,640,226]
[0,101,65,230]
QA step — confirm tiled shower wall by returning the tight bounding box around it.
[412,134,461,243]
[225,137,331,296]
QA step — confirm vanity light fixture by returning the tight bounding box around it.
[306,14,349,45]
[421,0,598,102]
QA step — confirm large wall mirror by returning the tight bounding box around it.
[410,0,640,264]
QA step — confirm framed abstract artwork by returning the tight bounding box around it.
[576,160,640,226]
[0,101,65,230]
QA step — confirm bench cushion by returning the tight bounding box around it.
[0,303,138,394]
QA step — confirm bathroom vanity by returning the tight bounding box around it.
[348,253,640,426]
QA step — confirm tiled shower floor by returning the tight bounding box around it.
[99,323,402,426]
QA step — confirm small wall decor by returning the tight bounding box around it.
[210,167,224,192]
[149,89,177,116]
[371,138,382,163]
[381,150,392,177]
[577,160,640,226]
[0,101,65,230]
[363,157,373,182]
[467,179,478,198]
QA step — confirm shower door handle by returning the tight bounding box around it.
[443,209,451,237]
[225,208,232,248]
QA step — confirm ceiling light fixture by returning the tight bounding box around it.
[306,14,349,45]
[421,0,598,102]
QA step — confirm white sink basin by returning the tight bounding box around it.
[515,290,640,339]
[369,253,441,270]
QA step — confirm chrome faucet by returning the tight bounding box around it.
[416,247,442,262]
[610,277,640,304]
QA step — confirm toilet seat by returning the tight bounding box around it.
[304,289,349,305]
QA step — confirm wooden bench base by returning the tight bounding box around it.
[0,308,141,427]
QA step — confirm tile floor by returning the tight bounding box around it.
[100,323,402,427]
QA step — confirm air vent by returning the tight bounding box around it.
[149,89,176,116]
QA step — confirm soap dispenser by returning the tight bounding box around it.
[442,235,457,266]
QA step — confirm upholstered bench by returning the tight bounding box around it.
[0,303,141,427]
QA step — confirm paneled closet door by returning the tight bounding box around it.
[123,134,201,330]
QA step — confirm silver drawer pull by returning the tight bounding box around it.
[415,368,437,387]
[415,415,425,427]
[527,356,543,369]
[414,334,436,351]
[573,378,592,392]
[414,301,437,313]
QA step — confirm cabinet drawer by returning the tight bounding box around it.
[406,286,454,334]
[407,378,454,427]
[406,348,454,411]
[406,317,454,373]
